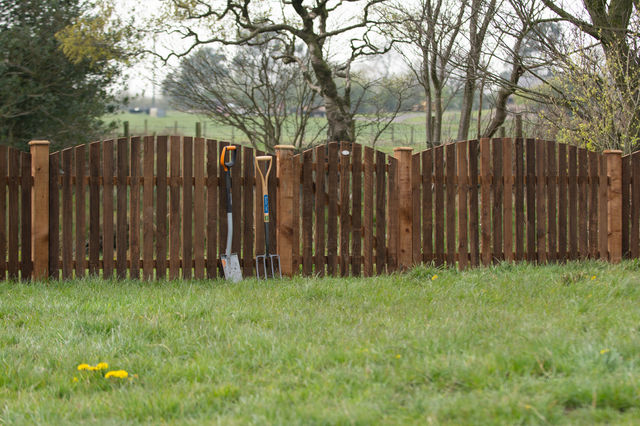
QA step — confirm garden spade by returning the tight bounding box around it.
[220,145,242,282]
[255,155,281,279]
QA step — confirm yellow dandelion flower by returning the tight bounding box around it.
[105,370,129,379]
[395,354,401,359]
[77,363,91,371]
[95,362,109,370]
[591,275,596,280]
[600,349,610,355]
[72,377,78,383]
[431,274,438,281]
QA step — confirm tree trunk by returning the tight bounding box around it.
[325,95,355,142]
[483,63,524,138]
[425,85,433,147]
[457,73,476,141]
[434,85,443,144]
[308,40,354,142]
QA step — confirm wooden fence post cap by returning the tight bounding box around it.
[274,145,295,151]
[393,147,413,152]
[603,150,623,155]
[28,140,50,146]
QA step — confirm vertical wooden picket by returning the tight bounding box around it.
[74,144,85,278]
[492,139,503,262]
[116,138,128,279]
[194,138,205,279]
[514,139,525,261]
[169,136,181,280]
[375,151,386,274]
[242,146,254,277]
[535,140,546,263]
[156,136,168,279]
[48,150,59,279]
[457,141,469,269]
[143,136,155,280]
[182,137,193,279]
[315,146,326,276]
[589,151,601,258]
[557,143,568,261]
[578,149,588,258]
[302,149,313,276]
[102,141,114,278]
[468,141,479,266]
[340,142,351,276]
[445,143,456,265]
[89,142,100,275]
[327,143,338,276]
[503,139,513,262]
[606,150,622,263]
[479,139,491,265]
[363,147,373,276]
[547,141,557,262]
[206,140,218,278]
[631,153,640,258]
[130,137,141,279]
[526,139,536,262]
[568,145,578,260]
[352,144,362,275]
[387,156,399,271]
[621,154,630,258]
[411,153,420,266]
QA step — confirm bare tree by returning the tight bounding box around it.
[481,0,554,137]
[163,41,320,151]
[156,0,393,143]
[386,0,467,145]
[456,0,499,141]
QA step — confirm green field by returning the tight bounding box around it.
[2,261,639,424]
[103,109,516,152]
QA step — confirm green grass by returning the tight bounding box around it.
[103,109,511,153]
[2,261,640,424]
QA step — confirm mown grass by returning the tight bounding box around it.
[104,110,502,151]
[1,261,640,424]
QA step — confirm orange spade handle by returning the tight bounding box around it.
[220,145,237,172]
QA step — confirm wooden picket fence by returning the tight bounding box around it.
[0,137,630,280]
[0,145,33,279]
[408,139,613,268]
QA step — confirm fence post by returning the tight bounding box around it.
[29,140,50,280]
[275,145,295,276]
[394,147,413,270]
[605,150,622,263]
[515,115,523,138]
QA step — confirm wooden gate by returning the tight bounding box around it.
[0,145,32,279]
[47,136,273,280]
[410,138,617,267]
[285,142,395,276]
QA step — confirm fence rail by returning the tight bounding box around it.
[0,137,630,280]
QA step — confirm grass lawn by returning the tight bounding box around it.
[1,261,640,424]
[103,109,510,152]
